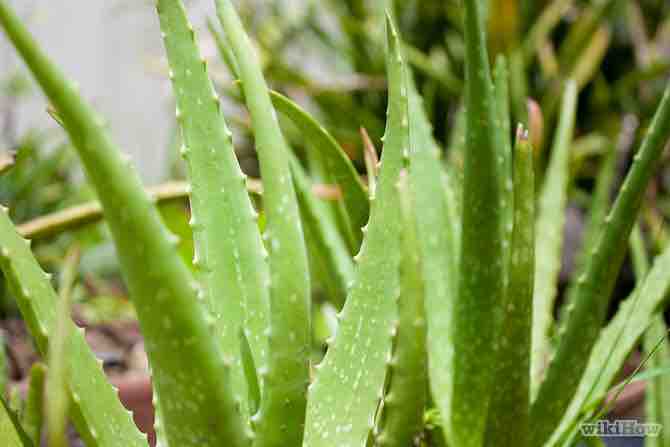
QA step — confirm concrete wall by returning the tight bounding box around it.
[0,0,217,183]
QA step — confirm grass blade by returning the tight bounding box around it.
[485,127,535,447]
[303,15,406,446]
[215,2,311,444]
[531,83,670,446]
[530,80,578,394]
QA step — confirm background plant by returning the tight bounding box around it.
[0,1,667,447]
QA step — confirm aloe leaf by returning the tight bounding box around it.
[47,246,78,447]
[0,3,246,445]
[152,387,170,447]
[21,363,45,446]
[207,18,240,79]
[531,83,670,447]
[452,0,506,444]
[157,0,269,423]
[239,329,261,416]
[556,136,617,353]
[303,15,406,447]
[485,127,535,447]
[290,155,354,308]
[559,127,626,332]
[644,315,670,447]
[630,224,650,281]
[447,104,466,166]
[405,52,459,444]
[493,55,513,294]
[445,105,466,202]
[547,228,670,445]
[0,209,146,447]
[361,127,379,196]
[530,80,578,394]
[493,55,513,192]
[0,398,30,447]
[570,137,617,281]
[270,90,369,252]
[631,228,670,447]
[215,2,311,445]
[0,334,7,397]
[376,171,427,446]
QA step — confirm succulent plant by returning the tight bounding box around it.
[0,1,669,447]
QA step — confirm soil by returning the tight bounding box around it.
[0,316,156,445]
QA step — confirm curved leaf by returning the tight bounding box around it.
[215,1,311,445]
[270,90,369,251]
[531,83,670,447]
[303,16,406,446]
[157,0,270,424]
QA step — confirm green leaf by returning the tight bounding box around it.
[644,317,670,447]
[239,329,261,417]
[157,0,270,426]
[290,156,354,308]
[0,209,145,447]
[375,171,427,446]
[485,128,535,447]
[547,246,670,447]
[303,15,406,446]
[568,137,617,285]
[530,80,578,395]
[21,363,45,446]
[452,0,507,444]
[0,333,7,397]
[207,18,240,80]
[0,398,31,447]
[270,90,369,252]
[0,2,246,445]
[630,227,670,447]
[405,49,459,445]
[215,2,311,445]
[46,246,78,447]
[494,54,513,239]
[531,82,670,447]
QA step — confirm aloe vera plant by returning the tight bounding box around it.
[0,1,669,447]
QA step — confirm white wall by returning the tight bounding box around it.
[0,0,217,183]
